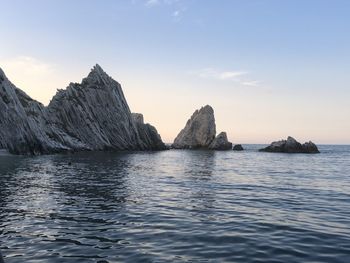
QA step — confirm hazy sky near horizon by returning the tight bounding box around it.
[0,0,349,144]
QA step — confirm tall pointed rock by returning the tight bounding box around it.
[47,64,143,150]
[172,105,216,149]
[0,65,165,154]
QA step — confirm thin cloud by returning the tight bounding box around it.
[145,0,179,7]
[172,9,186,21]
[219,71,248,80]
[144,0,185,21]
[193,68,247,80]
[191,68,261,87]
[0,56,55,78]
[172,10,180,17]
[0,56,69,105]
[145,0,159,6]
[241,80,261,87]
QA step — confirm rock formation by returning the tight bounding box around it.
[0,65,166,155]
[259,136,320,154]
[172,105,232,150]
[132,113,167,150]
[209,132,232,150]
[233,144,244,151]
[0,67,53,154]
[172,105,216,149]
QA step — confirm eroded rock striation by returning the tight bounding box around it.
[172,105,232,150]
[209,132,232,150]
[0,68,53,154]
[259,136,320,154]
[0,65,165,155]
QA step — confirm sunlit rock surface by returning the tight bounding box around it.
[172,105,232,150]
[172,105,216,149]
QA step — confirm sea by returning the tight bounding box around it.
[0,145,350,262]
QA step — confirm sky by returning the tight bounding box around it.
[0,0,349,144]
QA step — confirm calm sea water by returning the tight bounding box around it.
[0,145,350,263]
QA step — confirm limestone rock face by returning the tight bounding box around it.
[172,105,233,150]
[259,136,320,154]
[0,65,165,154]
[172,105,216,149]
[208,132,232,150]
[233,144,244,151]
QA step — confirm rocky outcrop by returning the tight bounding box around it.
[0,67,60,154]
[46,64,149,151]
[132,113,167,150]
[233,144,244,151]
[301,141,320,154]
[209,132,232,150]
[0,65,165,155]
[172,105,216,149]
[259,136,320,154]
[172,105,232,150]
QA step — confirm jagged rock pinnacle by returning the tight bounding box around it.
[0,66,165,154]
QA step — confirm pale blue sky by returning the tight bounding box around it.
[0,0,349,143]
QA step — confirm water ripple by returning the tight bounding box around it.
[0,145,350,262]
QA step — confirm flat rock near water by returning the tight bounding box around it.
[172,105,233,150]
[0,65,166,155]
[259,136,320,154]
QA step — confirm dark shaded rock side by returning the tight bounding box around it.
[233,144,244,151]
[132,113,167,150]
[259,136,320,154]
[209,132,232,150]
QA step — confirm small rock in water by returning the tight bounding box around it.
[233,144,244,151]
[259,136,320,154]
[208,132,232,150]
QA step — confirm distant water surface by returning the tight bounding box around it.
[1,145,350,262]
